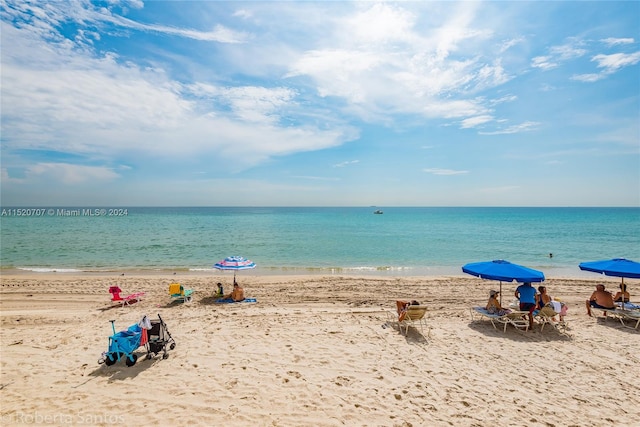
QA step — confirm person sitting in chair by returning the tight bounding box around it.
[396,300,420,321]
[613,284,630,303]
[536,285,568,322]
[486,290,511,316]
[586,284,615,316]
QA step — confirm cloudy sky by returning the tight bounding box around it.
[1,0,639,207]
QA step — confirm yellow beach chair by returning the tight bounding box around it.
[169,282,193,303]
[388,302,429,337]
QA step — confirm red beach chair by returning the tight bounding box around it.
[109,286,144,307]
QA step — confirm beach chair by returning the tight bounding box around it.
[470,307,530,333]
[534,307,570,336]
[596,308,640,330]
[109,286,144,307]
[399,305,429,336]
[388,302,429,336]
[617,310,640,330]
[169,282,193,303]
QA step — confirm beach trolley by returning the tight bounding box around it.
[98,314,176,367]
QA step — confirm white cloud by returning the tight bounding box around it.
[333,160,360,168]
[592,51,640,72]
[461,115,494,129]
[572,51,640,82]
[571,73,603,83]
[285,2,508,127]
[549,41,587,60]
[601,37,634,47]
[531,38,587,70]
[531,55,557,70]
[423,168,469,176]
[1,168,25,184]
[0,18,357,172]
[479,121,540,135]
[346,3,416,44]
[24,163,120,184]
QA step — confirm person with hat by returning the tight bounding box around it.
[486,290,511,316]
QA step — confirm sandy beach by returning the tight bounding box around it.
[1,273,638,427]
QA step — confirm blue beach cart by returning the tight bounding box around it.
[98,314,175,367]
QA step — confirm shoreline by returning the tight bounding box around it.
[0,266,612,281]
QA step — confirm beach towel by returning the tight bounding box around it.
[215,298,257,304]
[617,302,640,310]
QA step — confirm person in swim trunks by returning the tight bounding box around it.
[586,284,615,316]
[515,282,537,329]
[226,283,245,302]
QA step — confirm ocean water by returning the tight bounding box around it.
[1,207,639,278]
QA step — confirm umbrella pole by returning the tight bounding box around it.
[499,281,503,306]
[621,278,625,311]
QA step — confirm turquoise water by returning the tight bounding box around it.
[1,207,639,277]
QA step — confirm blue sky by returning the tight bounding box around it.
[1,1,639,207]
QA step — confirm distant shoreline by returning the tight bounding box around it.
[0,267,627,283]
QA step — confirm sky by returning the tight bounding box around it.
[1,0,639,207]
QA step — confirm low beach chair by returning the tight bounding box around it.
[470,307,530,333]
[534,307,570,336]
[399,305,428,335]
[109,286,144,307]
[388,302,429,336]
[169,282,193,303]
[598,308,640,330]
[618,310,640,330]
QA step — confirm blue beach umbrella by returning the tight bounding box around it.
[462,259,545,304]
[578,258,640,279]
[214,256,256,284]
[579,258,640,309]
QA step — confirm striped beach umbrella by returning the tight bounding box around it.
[214,256,256,283]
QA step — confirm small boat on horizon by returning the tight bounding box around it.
[373,210,383,214]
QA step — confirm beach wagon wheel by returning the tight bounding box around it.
[104,353,117,366]
[125,354,138,367]
[170,342,176,350]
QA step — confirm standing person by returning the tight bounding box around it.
[515,282,537,329]
[586,284,615,316]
